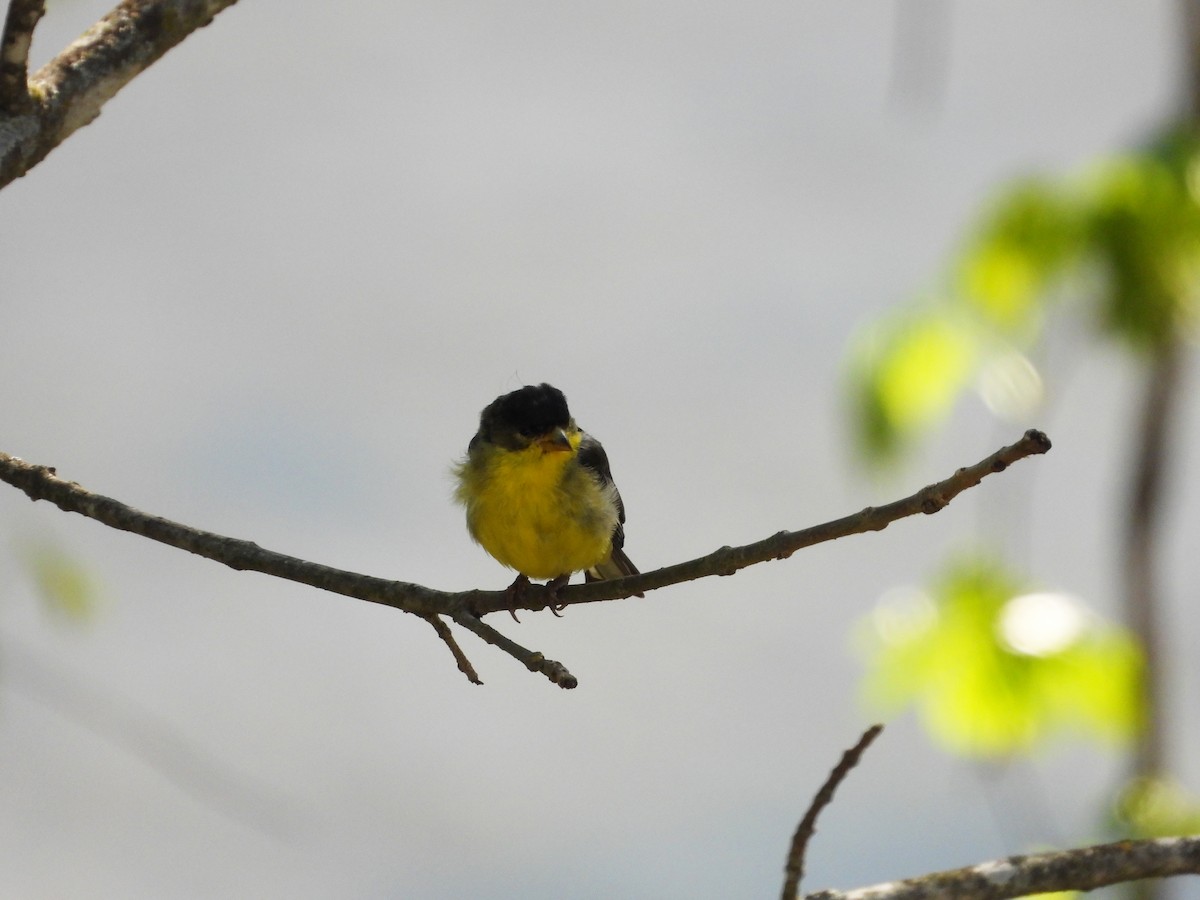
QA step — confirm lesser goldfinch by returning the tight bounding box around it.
[453,383,642,605]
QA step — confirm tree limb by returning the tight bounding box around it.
[1,0,240,188]
[803,835,1200,899]
[783,724,884,900]
[0,430,1049,687]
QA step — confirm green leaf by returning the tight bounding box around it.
[858,556,1144,759]
[847,310,978,463]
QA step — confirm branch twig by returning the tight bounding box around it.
[0,430,1050,688]
[782,724,884,900]
[1,0,241,188]
[803,835,1200,899]
[0,0,45,114]
[451,612,578,689]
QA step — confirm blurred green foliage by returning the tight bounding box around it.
[857,557,1142,759]
[848,310,977,460]
[25,541,97,621]
[848,126,1200,464]
[844,127,1200,776]
[957,178,1085,341]
[1116,777,1200,838]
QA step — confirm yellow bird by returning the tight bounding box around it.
[453,383,641,606]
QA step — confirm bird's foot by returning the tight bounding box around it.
[504,573,571,620]
[504,574,532,622]
[546,574,570,616]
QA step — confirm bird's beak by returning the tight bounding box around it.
[537,428,573,453]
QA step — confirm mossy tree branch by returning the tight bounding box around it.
[0,0,240,188]
[803,836,1200,899]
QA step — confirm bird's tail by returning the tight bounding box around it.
[586,547,643,598]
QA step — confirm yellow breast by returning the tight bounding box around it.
[455,443,619,580]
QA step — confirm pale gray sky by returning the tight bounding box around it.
[1,2,1195,897]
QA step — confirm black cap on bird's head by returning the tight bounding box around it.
[476,383,573,450]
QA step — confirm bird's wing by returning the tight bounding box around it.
[576,432,625,541]
[578,432,641,592]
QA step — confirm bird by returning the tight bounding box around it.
[453,383,641,612]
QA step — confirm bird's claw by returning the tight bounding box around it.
[504,573,571,621]
[546,574,570,616]
[504,574,531,622]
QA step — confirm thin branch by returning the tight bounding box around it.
[0,0,45,114]
[0,430,1049,688]
[1,0,240,189]
[423,614,483,686]
[803,835,1200,900]
[782,724,884,900]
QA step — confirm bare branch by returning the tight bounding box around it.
[0,430,1049,687]
[782,724,884,900]
[423,614,483,686]
[1,0,240,188]
[804,835,1200,899]
[0,0,45,114]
